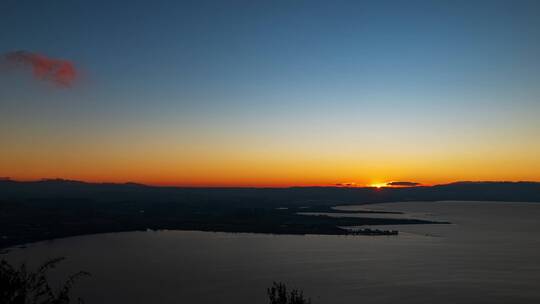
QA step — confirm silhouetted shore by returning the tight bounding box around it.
[2,180,539,249]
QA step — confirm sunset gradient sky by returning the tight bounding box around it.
[1,0,540,186]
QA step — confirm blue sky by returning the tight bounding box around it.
[1,0,540,185]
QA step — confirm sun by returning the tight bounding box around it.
[369,182,387,188]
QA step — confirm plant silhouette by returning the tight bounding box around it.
[267,282,312,304]
[0,257,89,304]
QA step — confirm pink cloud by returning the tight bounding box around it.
[3,50,77,87]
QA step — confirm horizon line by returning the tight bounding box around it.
[2,177,540,189]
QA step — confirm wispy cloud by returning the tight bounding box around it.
[2,50,77,87]
[387,181,421,187]
[335,182,357,187]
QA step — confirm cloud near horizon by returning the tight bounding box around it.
[335,182,357,187]
[387,181,421,187]
[2,50,77,87]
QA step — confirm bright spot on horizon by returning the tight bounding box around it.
[369,183,388,188]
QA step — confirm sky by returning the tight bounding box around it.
[1,0,539,187]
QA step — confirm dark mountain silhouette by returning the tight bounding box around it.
[2,179,539,204]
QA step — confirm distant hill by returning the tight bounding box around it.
[1,179,539,205]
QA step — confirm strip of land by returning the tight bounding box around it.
[2,180,539,249]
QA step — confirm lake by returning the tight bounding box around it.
[4,201,540,303]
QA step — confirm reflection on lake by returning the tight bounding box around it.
[5,201,540,304]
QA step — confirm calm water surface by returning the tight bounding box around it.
[5,201,540,304]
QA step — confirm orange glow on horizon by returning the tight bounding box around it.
[2,135,540,188]
[0,176,500,188]
[369,182,388,188]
